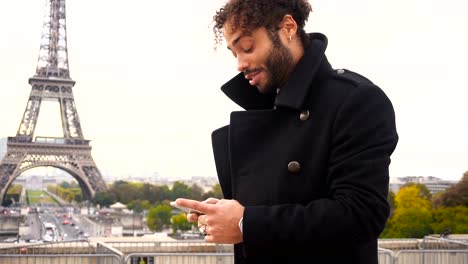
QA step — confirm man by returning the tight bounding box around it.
[176,0,398,263]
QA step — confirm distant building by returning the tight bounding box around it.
[0,138,7,160]
[107,173,219,192]
[390,176,457,194]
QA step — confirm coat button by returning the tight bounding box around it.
[287,161,301,173]
[336,69,345,74]
[299,110,310,121]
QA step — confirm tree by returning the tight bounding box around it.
[171,213,193,233]
[59,181,71,189]
[110,181,141,204]
[127,199,151,213]
[153,185,171,202]
[381,185,432,238]
[189,184,204,201]
[2,184,23,206]
[147,204,172,232]
[431,206,468,235]
[92,192,115,207]
[432,173,468,208]
[171,182,190,200]
[388,190,396,214]
[400,182,432,200]
[128,200,144,213]
[202,183,224,200]
[140,200,151,210]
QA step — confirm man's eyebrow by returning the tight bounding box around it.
[227,35,242,51]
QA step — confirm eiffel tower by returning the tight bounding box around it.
[0,0,107,204]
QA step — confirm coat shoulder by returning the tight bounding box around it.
[309,68,380,109]
[331,69,374,87]
[319,68,389,103]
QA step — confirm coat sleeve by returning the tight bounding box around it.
[242,84,398,253]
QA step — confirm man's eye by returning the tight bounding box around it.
[243,47,253,53]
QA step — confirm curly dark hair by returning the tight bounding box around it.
[213,0,312,47]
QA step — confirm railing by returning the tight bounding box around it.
[0,238,466,264]
[1,251,467,264]
[96,241,125,257]
[101,240,232,254]
[0,254,121,264]
[423,236,468,250]
[378,248,396,264]
[124,253,234,264]
[396,250,468,264]
[0,239,92,255]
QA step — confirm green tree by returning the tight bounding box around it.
[171,213,193,233]
[153,185,171,202]
[71,188,82,203]
[431,206,468,234]
[92,192,115,207]
[147,203,172,232]
[189,184,204,201]
[202,183,224,200]
[2,184,23,206]
[171,181,190,200]
[127,200,143,213]
[141,200,151,210]
[110,181,141,204]
[381,185,432,238]
[59,181,71,189]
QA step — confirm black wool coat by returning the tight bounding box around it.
[211,33,398,264]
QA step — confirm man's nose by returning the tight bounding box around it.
[237,57,248,72]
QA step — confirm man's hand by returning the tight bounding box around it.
[185,197,219,222]
[175,198,244,244]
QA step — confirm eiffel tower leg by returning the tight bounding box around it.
[0,140,107,205]
[0,163,18,204]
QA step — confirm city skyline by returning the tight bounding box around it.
[0,0,467,182]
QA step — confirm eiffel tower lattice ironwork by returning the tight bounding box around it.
[0,0,106,203]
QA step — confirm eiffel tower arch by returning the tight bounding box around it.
[0,0,107,204]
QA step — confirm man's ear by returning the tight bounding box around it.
[279,14,298,38]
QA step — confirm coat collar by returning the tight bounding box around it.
[221,33,332,110]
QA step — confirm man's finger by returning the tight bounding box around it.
[176,198,215,214]
[204,234,215,243]
[186,213,199,222]
[203,197,220,204]
[197,215,207,226]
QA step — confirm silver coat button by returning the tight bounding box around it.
[299,110,310,121]
[287,161,301,173]
[337,69,345,74]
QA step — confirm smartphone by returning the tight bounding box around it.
[170,201,204,214]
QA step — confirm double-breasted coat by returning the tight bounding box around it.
[211,33,398,264]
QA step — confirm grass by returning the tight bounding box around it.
[26,190,58,205]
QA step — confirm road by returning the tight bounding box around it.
[25,205,86,242]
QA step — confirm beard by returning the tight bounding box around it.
[260,31,294,94]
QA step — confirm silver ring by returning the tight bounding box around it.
[199,225,207,235]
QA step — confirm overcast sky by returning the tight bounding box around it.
[0,0,467,182]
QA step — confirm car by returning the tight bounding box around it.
[3,237,19,243]
[62,219,70,225]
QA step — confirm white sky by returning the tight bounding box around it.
[0,0,467,182]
